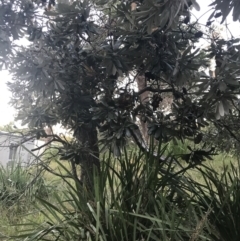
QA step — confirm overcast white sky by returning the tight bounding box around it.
[0,1,239,126]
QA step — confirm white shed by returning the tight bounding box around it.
[0,131,44,167]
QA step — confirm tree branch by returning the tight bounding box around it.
[135,87,173,96]
[31,136,66,152]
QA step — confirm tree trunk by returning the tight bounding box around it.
[74,124,100,190]
[136,75,149,145]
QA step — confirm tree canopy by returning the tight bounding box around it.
[1,0,240,186]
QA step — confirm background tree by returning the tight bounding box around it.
[0,121,29,134]
[0,122,16,132]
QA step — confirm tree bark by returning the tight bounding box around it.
[136,75,149,145]
[74,124,100,190]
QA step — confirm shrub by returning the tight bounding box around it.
[0,162,49,207]
[11,146,240,241]
[189,161,240,241]
[15,147,213,241]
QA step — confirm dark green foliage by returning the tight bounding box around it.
[11,148,201,241]
[209,0,240,23]
[2,0,240,185]
[0,163,49,207]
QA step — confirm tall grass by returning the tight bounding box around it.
[2,145,240,241]
[0,163,49,207]
[12,147,211,241]
[188,161,240,241]
[0,162,54,240]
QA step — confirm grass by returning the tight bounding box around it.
[0,160,71,241]
[186,153,235,183]
[0,206,47,239]
[165,139,238,183]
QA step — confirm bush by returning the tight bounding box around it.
[189,161,240,241]
[0,162,49,207]
[14,147,213,241]
[11,147,240,241]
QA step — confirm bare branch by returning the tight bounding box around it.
[31,135,66,152]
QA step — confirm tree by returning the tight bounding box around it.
[0,121,16,132]
[2,0,240,188]
[0,121,29,134]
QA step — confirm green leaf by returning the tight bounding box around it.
[222,99,230,114]
[218,101,225,117]
[232,2,240,21]
[220,2,232,24]
[95,0,108,5]
[219,81,227,92]
[182,46,192,59]
[225,79,239,86]
[191,0,200,11]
